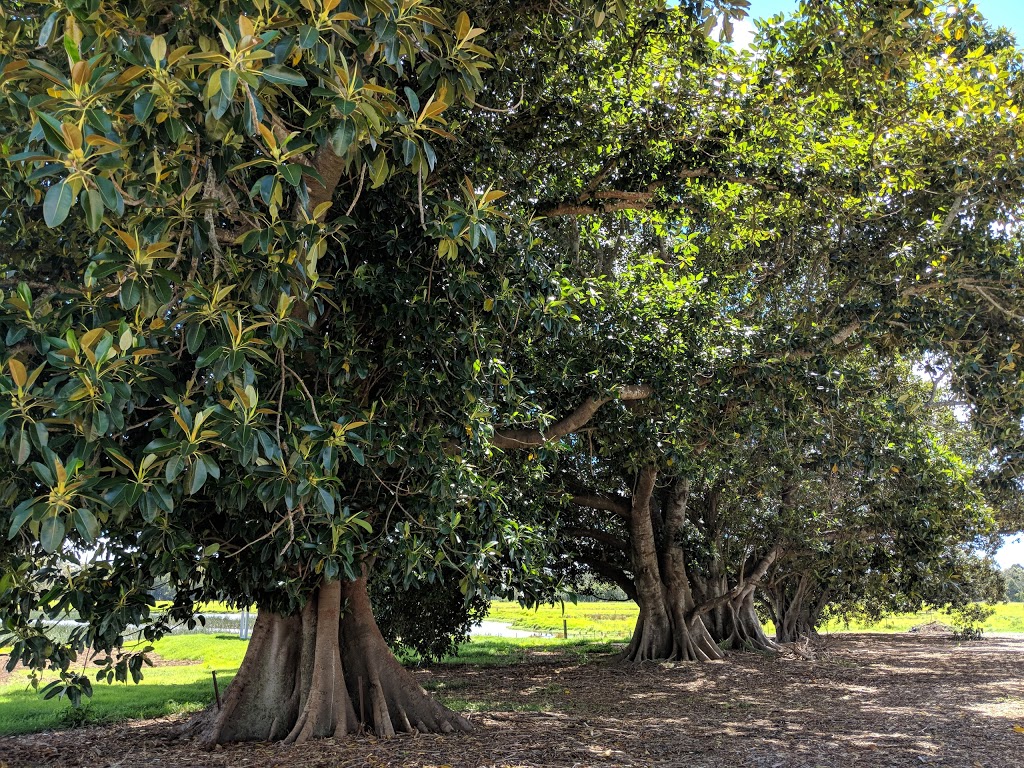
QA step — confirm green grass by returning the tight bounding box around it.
[488,600,1024,636]
[0,635,249,736]
[154,600,246,614]
[3,602,1021,737]
[486,600,637,638]
[435,636,623,666]
[817,602,1024,634]
[145,633,251,667]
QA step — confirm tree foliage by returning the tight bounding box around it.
[0,0,1022,725]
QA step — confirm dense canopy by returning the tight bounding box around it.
[0,0,1022,746]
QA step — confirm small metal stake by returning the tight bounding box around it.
[358,675,365,730]
[563,618,568,639]
[212,670,222,710]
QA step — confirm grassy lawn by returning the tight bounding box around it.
[488,600,1024,636]
[817,602,1024,634]
[0,635,249,736]
[0,632,600,736]
[487,600,637,638]
[154,600,247,614]
[3,603,1021,737]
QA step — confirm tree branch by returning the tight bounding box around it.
[688,544,782,621]
[537,168,779,218]
[783,320,861,362]
[568,493,632,520]
[492,384,653,449]
[562,526,628,553]
[304,144,348,220]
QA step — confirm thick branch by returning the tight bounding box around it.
[627,467,663,607]
[689,545,782,621]
[663,479,690,534]
[492,385,652,450]
[567,493,632,520]
[563,526,628,553]
[783,320,861,362]
[304,144,349,219]
[538,168,779,218]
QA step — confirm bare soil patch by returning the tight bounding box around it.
[1,634,1022,768]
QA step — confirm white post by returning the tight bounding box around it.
[239,608,250,640]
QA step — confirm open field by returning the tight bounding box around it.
[169,600,1024,638]
[2,602,1021,739]
[489,600,1024,637]
[0,635,605,736]
[0,635,249,736]
[2,634,1022,767]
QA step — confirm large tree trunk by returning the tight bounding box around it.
[622,470,724,663]
[625,543,725,663]
[769,573,823,644]
[692,550,781,654]
[188,576,471,746]
[701,586,779,653]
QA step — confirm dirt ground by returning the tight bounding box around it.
[1,634,1022,768]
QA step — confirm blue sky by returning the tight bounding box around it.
[742,1,1024,39]
[998,535,1024,568]
[738,1,1024,569]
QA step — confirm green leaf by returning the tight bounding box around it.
[318,486,335,515]
[402,138,417,166]
[262,65,306,87]
[195,346,223,369]
[368,153,389,189]
[280,163,303,187]
[188,459,208,495]
[119,279,141,310]
[8,500,34,539]
[349,443,365,465]
[404,86,420,114]
[12,429,31,465]
[64,34,81,64]
[298,25,319,49]
[349,515,373,533]
[43,180,74,227]
[31,461,55,485]
[185,323,207,354]
[39,514,65,554]
[95,176,119,212]
[73,508,100,543]
[38,12,59,47]
[329,120,356,156]
[81,189,103,232]
[36,112,71,154]
[134,92,156,123]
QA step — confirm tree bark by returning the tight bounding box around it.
[692,549,781,654]
[698,584,779,653]
[768,573,823,643]
[621,470,724,663]
[188,576,470,746]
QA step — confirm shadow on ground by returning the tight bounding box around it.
[1,634,1021,767]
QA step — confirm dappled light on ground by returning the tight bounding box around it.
[1,634,1021,767]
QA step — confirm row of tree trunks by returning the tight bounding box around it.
[691,546,782,653]
[622,470,724,662]
[765,572,824,643]
[190,575,471,746]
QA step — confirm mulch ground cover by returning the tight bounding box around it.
[1,633,1022,768]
